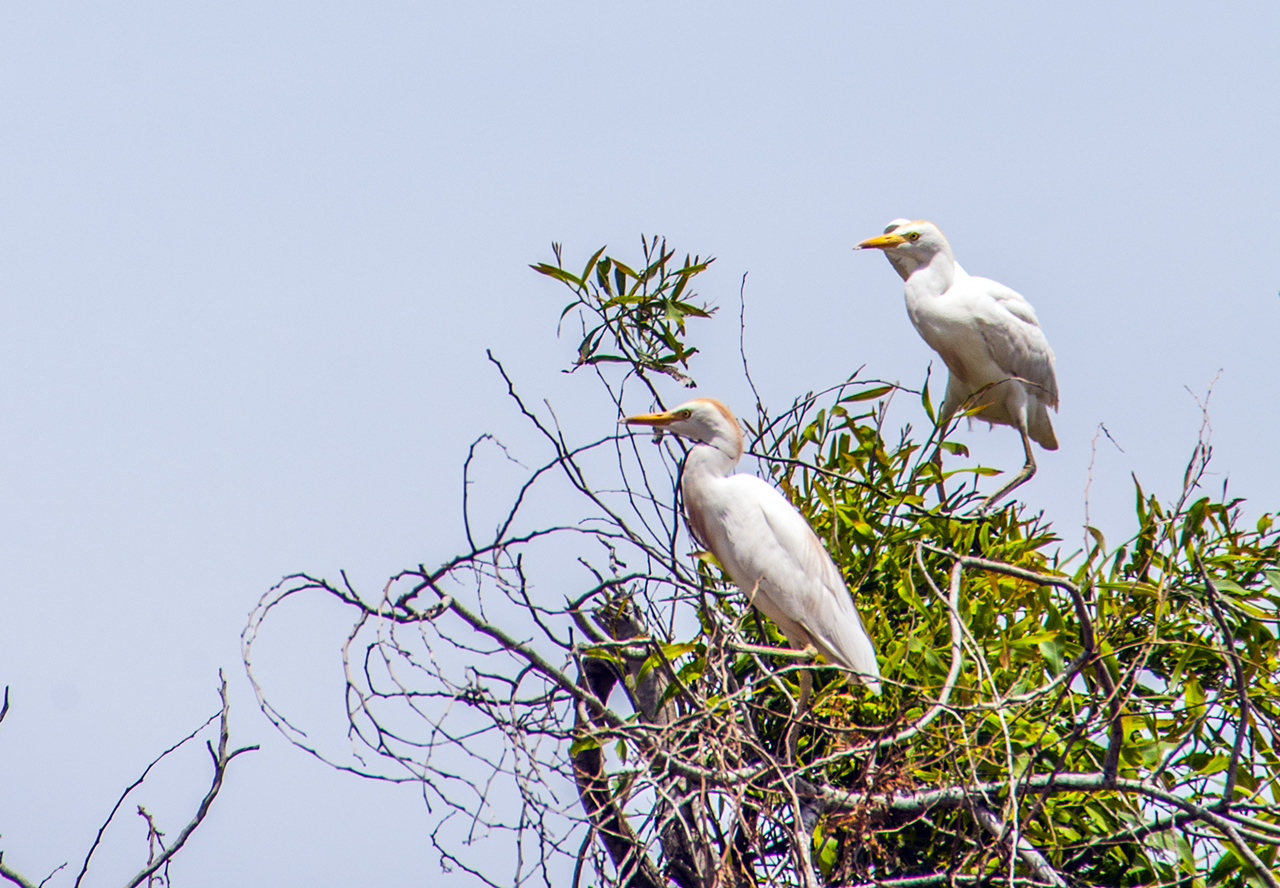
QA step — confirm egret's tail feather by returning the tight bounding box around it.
[1030,404,1058,451]
[810,626,882,696]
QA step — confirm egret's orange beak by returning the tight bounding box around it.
[624,410,679,427]
[855,232,908,250]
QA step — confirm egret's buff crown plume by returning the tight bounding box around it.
[856,219,1059,512]
[624,398,881,694]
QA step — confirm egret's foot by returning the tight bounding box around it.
[973,498,998,518]
[975,473,1033,516]
[975,429,1038,516]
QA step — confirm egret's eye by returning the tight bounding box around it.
[679,409,693,419]
[907,232,921,241]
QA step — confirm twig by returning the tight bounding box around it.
[738,271,763,416]
[122,672,258,888]
[972,805,1067,888]
[1199,558,1250,810]
[74,711,222,888]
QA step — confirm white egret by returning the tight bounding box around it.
[624,399,881,703]
[856,220,1059,512]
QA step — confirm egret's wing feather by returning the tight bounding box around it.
[968,277,1059,408]
[726,477,881,691]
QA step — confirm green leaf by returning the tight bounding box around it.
[1012,629,1059,647]
[1185,678,1206,713]
[1039,633,1064,674]
[815,828,838,877]
[569,735,601,756]
[841,385,894,403]
[582,646,623,663]
[635,653,659,685]
[921,373,936,423]
[671,269,691,301]
[1086,525,1106,554]
[580,245,606,286]
[670,300,712,319]
[947,466,1003,477]
[1180,496,1209,547]
[602,293,649,307]
[531,262,582,286]
[596,256,613,295]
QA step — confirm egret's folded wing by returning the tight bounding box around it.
[736,477,881,691]
[968,277,1059,409]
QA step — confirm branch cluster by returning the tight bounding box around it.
[243,240,1280,888]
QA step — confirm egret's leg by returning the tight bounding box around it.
[786,669,813,763]
[978,427,1037,515]
[798,669,812,714]
[931,407,957,507]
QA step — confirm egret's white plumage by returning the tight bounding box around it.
[857,219,1059,511]
[625,398,881,694]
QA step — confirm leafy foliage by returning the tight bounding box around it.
[754,376,1280,887]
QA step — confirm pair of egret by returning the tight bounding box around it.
[625,221,1059,698]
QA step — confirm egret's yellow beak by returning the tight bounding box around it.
[855,232,908,250]
[624,410,679,427]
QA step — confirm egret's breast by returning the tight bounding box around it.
[683,478,750,576]
[906,291,1001,388]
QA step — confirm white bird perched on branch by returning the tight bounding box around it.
[624,398,881,699]
[856,219,1059,513]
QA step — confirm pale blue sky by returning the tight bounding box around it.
[1,3,1277,885]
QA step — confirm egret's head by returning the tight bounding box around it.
[855,219,952,281]
[624,398,743,460]
[855,219,949,256]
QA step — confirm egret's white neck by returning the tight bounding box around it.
[885,252,916,281]
[684,438,740,480]
[904,248,962,299]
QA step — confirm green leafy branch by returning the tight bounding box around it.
[533,236,716,390]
